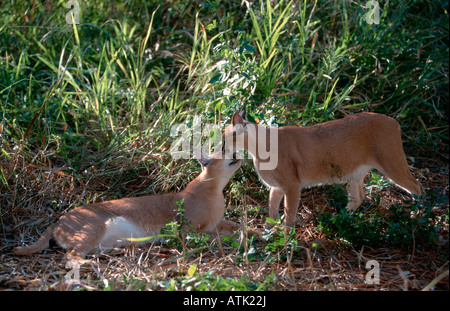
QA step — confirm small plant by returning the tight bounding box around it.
[385,191,448,249]
[158,199,189,251]
[160,263,276,291]
[326,184,349,211]
[366,171,391,193]
[262,217,299,262]
[161,199,211,251]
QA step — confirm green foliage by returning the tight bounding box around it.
[317,208,383,248]
[207,31,259,115]
[317,189,449,250]
[160,264,275,291]
[366,171,391,192]
[262,217,299,262]
[326,184,349,211]
[1,0,447,170]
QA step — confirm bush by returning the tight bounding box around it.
[317,189,449,250]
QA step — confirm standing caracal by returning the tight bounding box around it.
[14,149,242,261]
[222,111,421,226]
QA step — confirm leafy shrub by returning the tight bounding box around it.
[317,189,449,250]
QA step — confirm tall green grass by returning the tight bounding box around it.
[2,0,448,148]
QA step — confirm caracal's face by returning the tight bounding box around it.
[203,150,242,178]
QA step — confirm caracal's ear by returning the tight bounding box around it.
[232,111,247,135]
[232,111,245,126]
[194,148,211,168]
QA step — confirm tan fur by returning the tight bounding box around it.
[223,112,421,226]
[14,150,242,261]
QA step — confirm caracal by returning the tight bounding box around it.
[14,149,242,261]
[222,111,421,226]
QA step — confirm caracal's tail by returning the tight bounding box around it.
[14,224,56,256]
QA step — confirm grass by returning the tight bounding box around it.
[0,0,448,291]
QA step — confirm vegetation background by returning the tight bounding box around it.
[0,0,448,290]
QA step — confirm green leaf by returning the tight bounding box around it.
[265,217,278,225]
[243,42,257,53]
[187,264,197,277]
[209,73,222,84]
[127,234,173,242]
[206,20,217,30]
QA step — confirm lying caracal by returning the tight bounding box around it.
[14,149,242,261]
[222,111,421,226]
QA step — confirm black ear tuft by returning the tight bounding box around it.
[239,103,247,120]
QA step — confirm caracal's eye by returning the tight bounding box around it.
[229,153,239,165]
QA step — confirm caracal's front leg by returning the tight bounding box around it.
[268,187,284,222]
[207,219,261,239]
[284,187,301,226]
[211,219,240,236]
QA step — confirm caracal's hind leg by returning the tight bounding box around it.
[65,248,90,263]
[56,223,104,266]
[346,178,365,212]
[375,152,421,197]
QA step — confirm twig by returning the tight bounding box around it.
[396,265,410,291]
[215,226,225,258]
[422,270,449,291]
